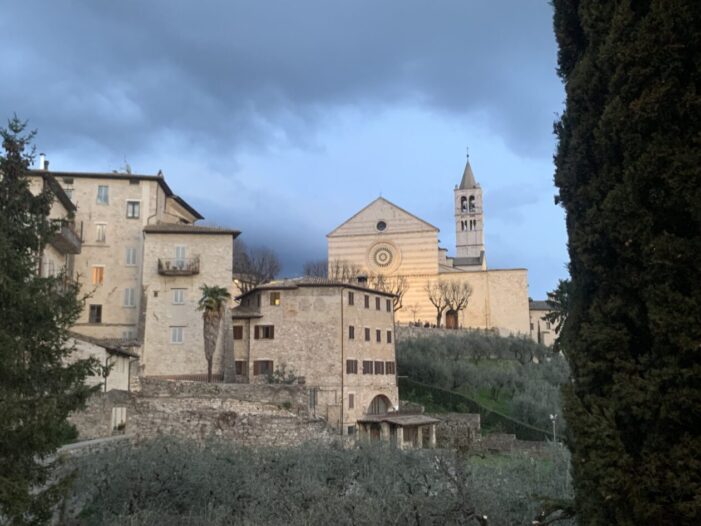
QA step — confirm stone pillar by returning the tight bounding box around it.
[381,422,390,442]
[396,426,404,450]
[429,424,437,448]
[417,426,423,448]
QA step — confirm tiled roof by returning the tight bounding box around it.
[143,223,240,236]
[529,300,551,311]
[69,331,140,358]
[237,276,397,299]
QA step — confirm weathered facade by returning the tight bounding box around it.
[232,279,399,435]
[327,156,531,336]
[528,300,555,347]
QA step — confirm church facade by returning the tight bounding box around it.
[327,157,531,336]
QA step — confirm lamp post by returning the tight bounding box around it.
[550,413,558,443]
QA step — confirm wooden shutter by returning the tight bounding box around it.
[269,326,274,339]
[254,326,260,339]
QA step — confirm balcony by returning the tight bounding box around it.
[50,220,82,254]
[158,257,200,276]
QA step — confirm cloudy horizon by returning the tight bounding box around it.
[2,0,567,298]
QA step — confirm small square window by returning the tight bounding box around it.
[253,360,273,376]
[270,292,281,306]
[374,361,385,375]
[172,289,185,305]
[89,304,102,323]
[362,360,373,375]
[233,326,244,340]
[96,185,109,204]
[170,326,184,344]
[126,201,140,219]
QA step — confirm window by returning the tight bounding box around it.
[126,200,140,219]
[376,329,381,343]
[346,359,358,374]
[364,328,370,341]
[348,325,355,340]
[374,361,385,375]
[122,329,135,341]
[125,247,137,266]
[170,326,184,344]
[96,185,109,204]
[91,266,104,285]
[253,360,273,376]
[375,297,381,310]
[256,294,262,308]
[96,223,106,243]
[364,295,370,309]
[386,299,392,312]
[233,326,243,340]
[545,321,552,330]
[175,246,186,265]
[123,288,136,307]
[270,292,281,306]
[348,393,355,409]
[376,221,387,231]
[89,304,102,323]
[386,361,396,375]
[348,291,354,305]
[347,425,357,435]
[172,289,185,305]
[254,325,275,339]
[235,360,246,375]
[387,330,392,344]
[362,360,373,375]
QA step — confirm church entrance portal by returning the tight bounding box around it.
[446,310,458,329]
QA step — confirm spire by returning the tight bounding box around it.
[459,150,477,189]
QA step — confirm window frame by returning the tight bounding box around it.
[364,327,371,341]
[374,361,385,375]
[270,292,281,306]
[386,299,392,312]
[375,297,381,310]
[172,288,185,305]
[253,360,274,376]
[376,329,381,343]
[125,247,138,266]
[387,330,392,344]
[123,287,136,308]
[364,295,370,309]
[126,200,141,219]
[346,359,358,374]
[95,223,107,243]
[170,326,185,344]
[348,291,354,305]
[233,326,244,340]
[96,185,109,204]
[348,393,355,409]
[88,304,102,323]
[91,265,104,285]
[348,325,355,340]
[254,325,275,340]
[362,360,373,375]
[386,361,396,375]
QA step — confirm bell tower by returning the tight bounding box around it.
[454,151,485,265]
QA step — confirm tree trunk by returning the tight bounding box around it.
[207,358,213,383]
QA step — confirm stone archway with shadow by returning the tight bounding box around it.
[368,394,392,415]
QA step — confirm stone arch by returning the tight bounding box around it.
[368,394,392,415]
[460,196,468,212]
[468,195,476,212]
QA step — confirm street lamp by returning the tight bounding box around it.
[550,413,558,443]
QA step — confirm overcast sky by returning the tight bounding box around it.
[2,0,567,298]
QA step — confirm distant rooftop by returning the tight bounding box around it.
[529,300,550,311]
[237,276,397,299]
[143,223,240,237]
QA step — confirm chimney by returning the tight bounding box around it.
[39,153,46,170]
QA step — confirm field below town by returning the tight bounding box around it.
[64,437,572,526]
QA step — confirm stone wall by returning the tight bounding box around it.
[69,379,331,447]
[429,412,481,450]
[395,324,498,342]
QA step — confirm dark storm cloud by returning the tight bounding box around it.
[1,0,560,158]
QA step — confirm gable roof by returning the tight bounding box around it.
[327,196,439,237]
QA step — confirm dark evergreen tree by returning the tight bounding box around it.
[552,1,701,524]
[0,117,98,524]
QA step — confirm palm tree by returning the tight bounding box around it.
[197,284,231,382]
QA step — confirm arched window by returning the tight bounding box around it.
[368,395,391,415]
[468,196,476,212]
[461,220,468,231]
[460,196,467,212]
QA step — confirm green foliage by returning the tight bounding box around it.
[66,437,573,526]
[265,363,299,384]
[198,284,231,382]
[552,2,701,523]
[0,117,99,523]
[396,333,568,437]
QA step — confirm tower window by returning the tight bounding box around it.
[469,196,476,212]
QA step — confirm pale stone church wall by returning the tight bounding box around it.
[140,232,234,377]
[483,269,531,336]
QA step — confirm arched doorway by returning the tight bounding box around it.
[445,310,458,329]
[368,395,391,415]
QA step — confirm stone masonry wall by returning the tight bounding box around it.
[69,379,331,447]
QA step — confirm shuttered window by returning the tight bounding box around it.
[364,328,370,341]
[376,329,381,343]
[254,325,275,339]
[346,359,358,374]
[386,299,392,312]
[348,292,354,305]
[375,297,381,310]
[364,295,370,308]
[349,325,355,340]
[374,361,385,375]
[387,330,392,344]
[253,360,273,376]
[362,360,373,375]
[233,326,243,340]
[386,361,396,375]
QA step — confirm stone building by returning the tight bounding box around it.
[29,158,239,379]
[529,300,556,347]
[327,155,531,336]
[232,278,399,435]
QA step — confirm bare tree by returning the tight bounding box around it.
[232,239,281,294]
[444,281,472,316]
[303,259,328,278]
[368,273,409,312]
[327,259,364,283]
[425,280,450,327]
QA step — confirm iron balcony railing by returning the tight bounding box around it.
[158,256,200,276]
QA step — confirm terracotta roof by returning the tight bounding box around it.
[143,223,240,236]
[237,276,397,300]
[529,300,551,311]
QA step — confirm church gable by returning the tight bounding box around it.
[327,197,439,238]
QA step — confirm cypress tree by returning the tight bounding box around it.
[0,117,98,523]
[552,2,701,523]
